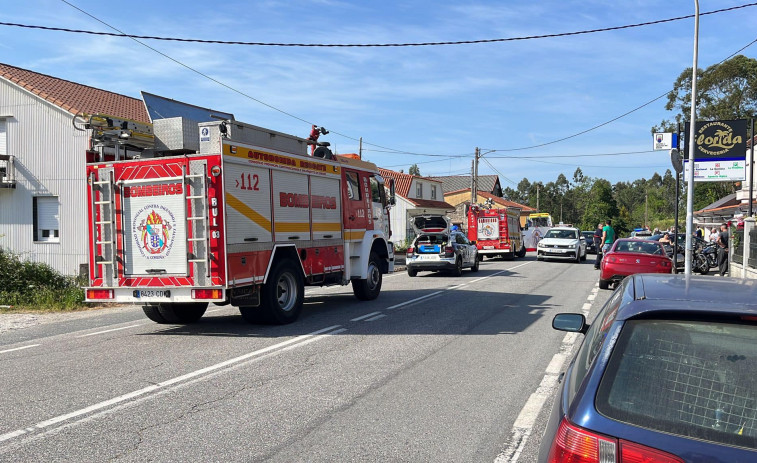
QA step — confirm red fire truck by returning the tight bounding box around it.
[467,202,526,259]
[84,116,394,324]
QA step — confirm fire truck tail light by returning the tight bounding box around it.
[192,289,222,299]
[210,165,221,177]
[87,289,113,299]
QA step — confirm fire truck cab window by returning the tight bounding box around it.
[346,172,361,200]
[370,176,383,204]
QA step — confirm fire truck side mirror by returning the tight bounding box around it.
[388,179,396,206]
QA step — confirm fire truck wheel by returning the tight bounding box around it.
[142,304,168,323]
[471,256,480,272]
[159,302,208,324]
[516,246,526,258]
[352,252,382,300]
[258,259,304,324]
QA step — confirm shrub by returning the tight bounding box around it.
[0,247,86,311]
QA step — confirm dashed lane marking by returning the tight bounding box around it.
[0,344,41,355]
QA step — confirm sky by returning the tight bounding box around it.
[2,0,756,189]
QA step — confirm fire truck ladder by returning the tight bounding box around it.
[90,169,117,284]
[184,162,210,284]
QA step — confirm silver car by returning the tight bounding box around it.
[536,226,587,262]
[406,215,479,277]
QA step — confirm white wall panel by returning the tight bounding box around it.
[0,79,90,275]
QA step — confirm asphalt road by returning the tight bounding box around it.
[0,254,611,462]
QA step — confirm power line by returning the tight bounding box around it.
[5,3,756,47]
[485,36,757,153]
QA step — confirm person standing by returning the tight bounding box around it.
[601,219,616,256]
[593,222,604,269]
[717,223,729,276]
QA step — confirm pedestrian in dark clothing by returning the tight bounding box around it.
[717,223,729,276]
[593,222,604,269]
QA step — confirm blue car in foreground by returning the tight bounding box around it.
[538,274,757,462]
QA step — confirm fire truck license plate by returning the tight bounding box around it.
[137,290,169,298]
[483,246,495,250]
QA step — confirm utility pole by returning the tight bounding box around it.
[471,147,480,205]
[359,137,363,159]
[536,185,540,211]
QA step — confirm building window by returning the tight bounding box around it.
[33,196,60,242]
[416,182,423,198]
[431,185,437,200]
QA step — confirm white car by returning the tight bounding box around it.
[536,227,587,262]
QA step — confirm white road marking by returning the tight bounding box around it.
[365,314,386,322]
[0,344,40,355]
[75,325,143,338]
[495,277,600,463]
[0,324,343,444]
[351,312,382,322]
[386,291,443,310]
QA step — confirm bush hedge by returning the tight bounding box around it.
[0,247,85,310]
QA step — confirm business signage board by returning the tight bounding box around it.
[683,159,746,182]
[653,132,678,150]
[683,119,747,160]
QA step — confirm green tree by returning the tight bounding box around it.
[408,164,421,176]
[582,179,619,232]
[653,55,757,131]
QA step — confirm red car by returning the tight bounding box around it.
[599,239,672,289]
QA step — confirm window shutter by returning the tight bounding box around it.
[33,197,38,241]
[37,196,60,231]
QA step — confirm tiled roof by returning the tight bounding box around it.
[378,168,444,198]
[478,191,535,211]
[378,168,414,197]
[444,188,534,212]
[428,175,500,194]
[0,62,149,123]
[407,198,455,210]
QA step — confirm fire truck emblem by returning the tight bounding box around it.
[133,206,176,258]
[482,223,495,237]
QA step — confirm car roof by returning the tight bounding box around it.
[616,274,757,321]
[549,226,578,231]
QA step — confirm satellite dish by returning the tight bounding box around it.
[670,149,683,174]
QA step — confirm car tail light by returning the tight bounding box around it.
[606,256,617,264]
[444,246,454,257]
[406,247,414,257]
[192,289,222,299]
[547,418,683,463]
[620,441,683,463]
[87,289,113,299]
[547,418,616,463]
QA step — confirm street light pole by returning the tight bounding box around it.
[684,0,700,276]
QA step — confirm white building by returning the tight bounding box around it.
[0,63,149,275]
[378,168,454,245]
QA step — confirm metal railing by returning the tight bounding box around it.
[0,154,16,188]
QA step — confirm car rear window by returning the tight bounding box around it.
[596,319,757,450]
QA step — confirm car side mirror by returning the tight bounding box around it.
[552,313,588,334]
[470,240,476,245]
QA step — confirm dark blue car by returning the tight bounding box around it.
[538,274,757,462]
